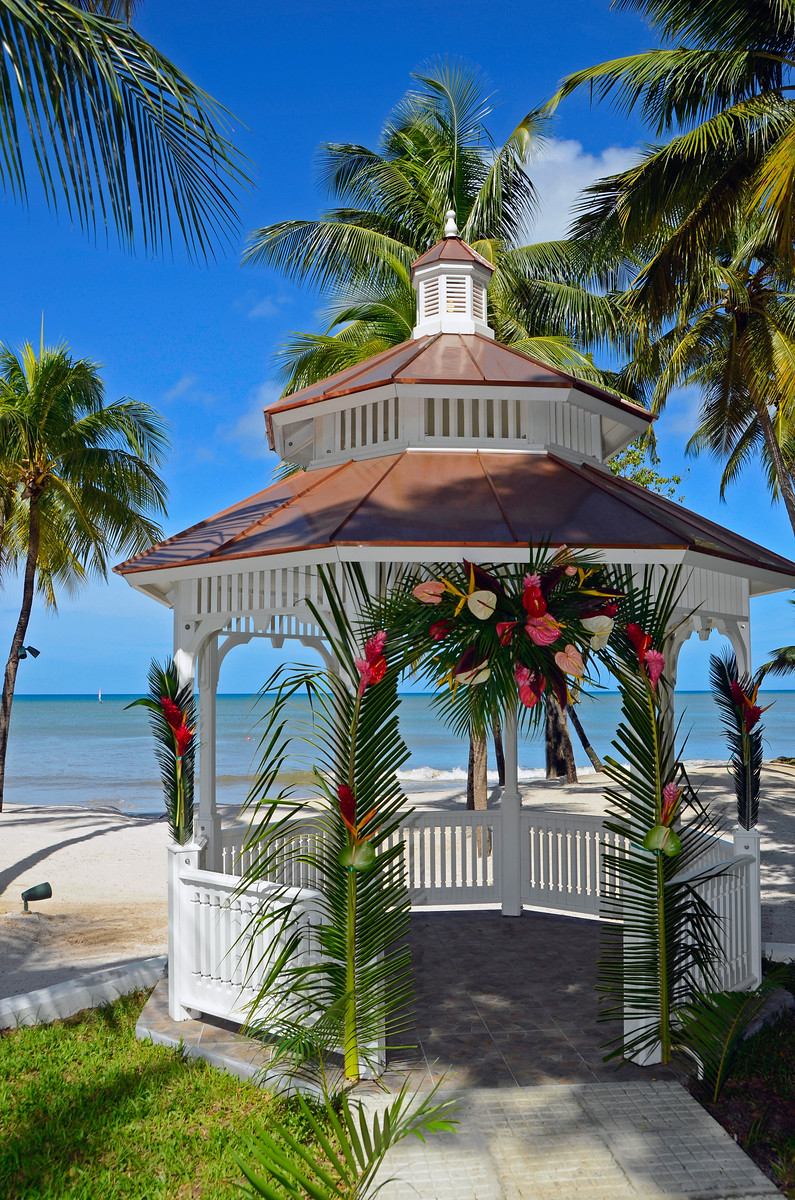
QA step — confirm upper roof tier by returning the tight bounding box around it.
[265,332,652,468]
[265,221,652,468]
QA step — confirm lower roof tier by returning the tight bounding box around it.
[115,450,795,590]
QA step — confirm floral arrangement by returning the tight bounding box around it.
[387,545,623,737]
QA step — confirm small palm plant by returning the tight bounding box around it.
[237,566,413,1084]
[597,567,729,1065]
[710,649,771,830]
[128,658,196,844]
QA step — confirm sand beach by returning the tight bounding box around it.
[1,764,793,1001]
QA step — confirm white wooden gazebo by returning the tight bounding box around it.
[116,214,795,1033]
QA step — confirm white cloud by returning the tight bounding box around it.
[220,382,280,461]
[162,374,217,408]
[526,139,640,244]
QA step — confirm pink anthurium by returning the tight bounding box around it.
[515,663,546,708]
[413,580,445,605]
[525,613,562,646]
[554,644,584,677]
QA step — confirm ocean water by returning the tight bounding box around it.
[6,691,795,815]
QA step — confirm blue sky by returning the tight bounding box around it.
[3,0,794,694]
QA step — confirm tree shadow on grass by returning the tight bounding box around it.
[0,1016,212,1198]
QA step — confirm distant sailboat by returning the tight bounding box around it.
[98,688,102,704]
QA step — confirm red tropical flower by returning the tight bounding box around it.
[355,631,387,696]
[496,620,519,645]
[626,623,652,666]
[160,696,183,731]
[429,619,453,641]
[522,581,547,617]
[515,664,546,708]
[337,784,356,832]
[645,649,665,691]
[174,724,194,757]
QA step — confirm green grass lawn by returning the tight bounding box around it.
[0,990,315,1200]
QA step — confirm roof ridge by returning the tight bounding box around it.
[326,453,405,543]
[211,462,352,557]
[478,452,519,541]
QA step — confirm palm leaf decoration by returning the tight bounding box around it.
[597,566,729,1064]
[237,565,413,1084]
[126,658,195,843]
[677,966,792,1105]
[236,1080,458,1200]
[709,649,769,830]
[0,0,248,258]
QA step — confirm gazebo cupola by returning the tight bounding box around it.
[411,210,495,340]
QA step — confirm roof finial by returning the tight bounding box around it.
[443,208,458,238]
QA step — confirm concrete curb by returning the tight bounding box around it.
[0,955,167,1029]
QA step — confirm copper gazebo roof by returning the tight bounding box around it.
[115,449,795,582]
[265,332,653,429]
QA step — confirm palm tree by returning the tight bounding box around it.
[0,0,247,258]
[626,220,795,531]
[549,0,795,299]
[0,339,168,810]
[245,60,633,395]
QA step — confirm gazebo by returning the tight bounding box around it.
[117,214,795,1030]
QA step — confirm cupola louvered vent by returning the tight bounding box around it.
[446,277,467,313]
[473,282,485,320]
[422,278,440,319]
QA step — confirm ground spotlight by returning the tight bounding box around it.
[21,881,52,912]
[17,645,40,660]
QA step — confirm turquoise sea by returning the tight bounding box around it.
[6,690,795,815]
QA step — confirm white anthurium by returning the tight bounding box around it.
[454,660,491,686]
[581,614,614,650]
[466,590,497,620]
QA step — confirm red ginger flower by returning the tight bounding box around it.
[174,724,194,757]
[661,781,681,825]
[355,631,387,697]
[338,784,356,830]
[645,649,665,691]
[160,696,183,730]
[729,679,768,732]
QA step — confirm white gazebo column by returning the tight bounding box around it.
[500,706,522,917]
[196,634,220,871]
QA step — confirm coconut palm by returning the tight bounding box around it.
[0,0,247,258]
[245,60,634,395]
[549,0,795,305]
[621,220,795,531]
[0,340,168,810]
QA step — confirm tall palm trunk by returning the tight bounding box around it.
[0,497,40,811]
[467,731,488,810]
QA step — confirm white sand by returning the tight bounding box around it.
[1,765,793,1000]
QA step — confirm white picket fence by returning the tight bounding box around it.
[167,807,762,1031]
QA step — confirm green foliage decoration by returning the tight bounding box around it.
[236,1080,458,1200]
[710,649,770,830]
[597,566,729,1065]
[237,565,413,1084]
[379,544,622,739]
[677,966,793,1104]
[127,658,196,844]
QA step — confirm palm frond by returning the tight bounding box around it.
[709,650,765,829]
[0,0,248,258]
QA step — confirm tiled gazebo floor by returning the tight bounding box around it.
[138,909,679,1091]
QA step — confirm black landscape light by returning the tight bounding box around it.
[17,645,40,660]
[21,881,52,912]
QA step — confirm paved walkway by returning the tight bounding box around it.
[137,909,781,1197]
[365,1083,780,1199]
